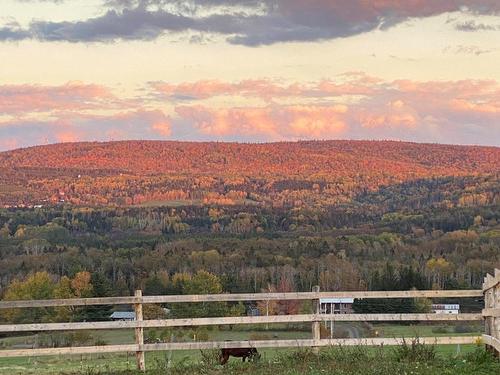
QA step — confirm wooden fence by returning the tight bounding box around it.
[483,269,500,356]
[0,269,498,371]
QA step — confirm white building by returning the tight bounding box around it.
[110,311,136,321]
[320,298,354,314]
[431,304,460,314]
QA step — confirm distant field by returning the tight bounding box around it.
[373,323,484,338]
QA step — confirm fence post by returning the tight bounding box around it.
[483,269,500,358]
[484,276,492,354]
[491,269,499,358]
[134,290,146,371]
[312,285,321,353]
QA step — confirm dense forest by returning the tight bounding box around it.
[0,140,498,322]
[0,140,498,207]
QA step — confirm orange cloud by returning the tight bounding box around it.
[360,113,418,129]
[152,79,304,101]
[152,75,379,102]
[0,82,117,114]
[152,121,172,136]
[0,138,19,151]
[176,104,347,139]
[55,132,79,143]
[1,75,500,148]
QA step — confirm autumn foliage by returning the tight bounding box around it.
[0,140,498,207]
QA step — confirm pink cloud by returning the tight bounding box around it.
[55,131,80,143]
[1,75,500,149]
[0,82,118,114]
[278,1,500,23]
[176,104,347,140]
[170,75,500,145]
[152,79,305,101]
[0,138,19,152]
[152,75,378,101]
[0,110,172,151]
[359,113,418,129]
[152,121,172,136]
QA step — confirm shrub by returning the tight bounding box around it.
[199,349,222,370]
[431,326,449,334]
[320,345,371,364]
[464,346,497,364]
[332,328,350,339]
[393,338,436,362]
[454,324,475,333]
[93,336,108,346]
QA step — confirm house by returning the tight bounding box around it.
[110,311,136,321]
[246,306,260,316]
[319,298,354,314]
[431,304,459,314]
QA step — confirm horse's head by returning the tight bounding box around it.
[250,348,261,360]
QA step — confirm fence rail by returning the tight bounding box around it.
[0,269,498,371]
[0,289,483,309]
[0,337,481,358]
[0,313,483,333]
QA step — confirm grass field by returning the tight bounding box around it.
[372,323,483,338]
[0,322,487,374]
[0,344,497,375]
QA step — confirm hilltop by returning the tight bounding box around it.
[0,140,498,207]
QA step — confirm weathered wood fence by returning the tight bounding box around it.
[0,269,498,371]
[483,269,500,356]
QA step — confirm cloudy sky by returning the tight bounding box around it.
[1,0,499,150]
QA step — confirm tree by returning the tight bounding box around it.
[53,276,74,322]
[144,272,169,296]
[22,238,50,256]
[0,225,9,238]
[319,254,363,291]
[171,270,227,318]
[257,284,279,317]
[2,272,56,323]
[71,271,93,298]
[354,263,418,314]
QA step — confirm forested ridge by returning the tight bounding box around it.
[0,140,498,322]
[0,140,498,207]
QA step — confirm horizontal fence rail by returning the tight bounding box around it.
[0,337,481,358]
[0,313,483,333]
[0,270,498,371]
[0,289,484,309]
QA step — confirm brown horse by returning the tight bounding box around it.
[219,347,260,364]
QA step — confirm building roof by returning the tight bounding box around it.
[110,311,136,319]
[320,298,354,304]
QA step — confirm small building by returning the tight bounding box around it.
[246,306,260,316]
[431,304,460,314]
[320,298,354,314]
[110,311,136,321]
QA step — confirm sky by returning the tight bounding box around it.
[0,0,499,151]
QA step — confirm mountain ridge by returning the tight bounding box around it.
[0,140,498,207]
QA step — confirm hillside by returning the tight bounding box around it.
[0,140,499,316]
[0,140,499,207]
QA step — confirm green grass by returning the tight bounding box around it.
[0,326,312,348]
[373,323,482,338]
[1,344,497,375]
[0,324,487,374]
